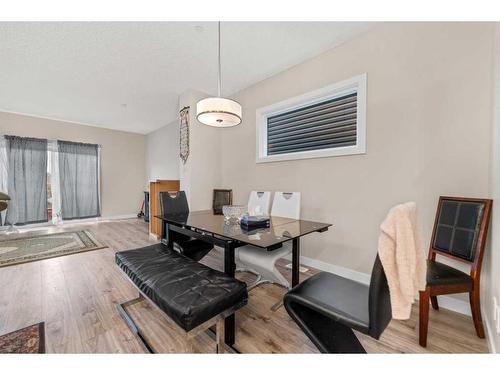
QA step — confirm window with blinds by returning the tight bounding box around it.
[256,74,366,163]
[267,92,357,156]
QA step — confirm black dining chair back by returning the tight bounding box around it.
[368,255,392,339]
[158,191,214,262]
[160,191,189,216]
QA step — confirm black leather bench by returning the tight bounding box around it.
[115,243,248,353]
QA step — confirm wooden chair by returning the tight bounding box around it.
[419,196,492,347]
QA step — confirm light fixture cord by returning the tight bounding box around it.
[217,21,221,97]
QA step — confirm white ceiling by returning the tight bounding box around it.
[0,22,374,134]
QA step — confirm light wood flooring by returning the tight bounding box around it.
[0,219,489,353]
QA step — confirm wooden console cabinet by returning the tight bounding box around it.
[148,179,180,238]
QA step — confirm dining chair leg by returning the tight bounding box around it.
[469,288,485,338]
[430,296,439,311]
[419,288,430,347]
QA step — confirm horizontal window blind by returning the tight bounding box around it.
[267,92,357,156]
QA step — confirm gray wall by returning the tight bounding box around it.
[145,120,179,184]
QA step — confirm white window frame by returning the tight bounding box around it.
[256,73,367,163]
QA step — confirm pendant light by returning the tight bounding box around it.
[196,22,242,127]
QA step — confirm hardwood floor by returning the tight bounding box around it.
[0,219,489,353]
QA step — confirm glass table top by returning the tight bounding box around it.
[156,210,332,248]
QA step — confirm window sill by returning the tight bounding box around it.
[256,144,366,163]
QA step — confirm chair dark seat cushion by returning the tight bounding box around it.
[173,239,213,262]
[426,260,472,287]
[116,243,248,332]
[284,271,370,334]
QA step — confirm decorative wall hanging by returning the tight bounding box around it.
[179,106,190,164]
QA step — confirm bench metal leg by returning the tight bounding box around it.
[216,319,225,354]
[117,296,156,353]
[118,295,234,354]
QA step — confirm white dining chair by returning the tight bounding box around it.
[236,192,301,293]
[247,191,272,216]
[235,190,271,274]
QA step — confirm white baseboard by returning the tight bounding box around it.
[54,214,138,225]
[286,254,371,285]
[438,296,472,316]
[0,214,139,232]
[484,315,498,354]
[284,253,472,317]
[100,214,138,221]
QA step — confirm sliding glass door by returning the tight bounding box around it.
[0,135,101,226]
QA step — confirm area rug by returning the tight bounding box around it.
[0,230,106,267]
[0,322,45,353]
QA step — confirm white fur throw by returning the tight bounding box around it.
[378,202,427,320]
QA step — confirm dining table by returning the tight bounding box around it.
[155,210,332,349]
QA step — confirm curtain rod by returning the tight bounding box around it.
[0,134,102,148]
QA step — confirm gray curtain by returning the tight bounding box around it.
[58,140,100,220]
[5,136,48,225]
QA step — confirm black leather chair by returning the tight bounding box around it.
[160,191,213,261]
[284,255,391,353]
